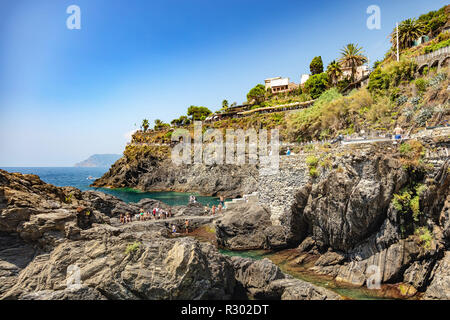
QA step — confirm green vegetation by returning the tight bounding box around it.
[414,227,433,250]
[187,106,212,121]
[305,155,320,178]
[399,140,426,168]
[125,241,141,255]
[390,18,426,51]
[414,78,429,94]
[247,84,267,104]
[417,5,449,37]
[310,56,324,75]
[171,115,191,127]
[141,119,150,132]
[327,60,343,86]
[339,43,367,82]
[368,59,418,93]
[154,119,170,130]
[424,38,450,53]
[64,193,73,204]
[392,181,427,240]
[303,73,329,99]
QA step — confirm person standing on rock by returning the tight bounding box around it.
[219,196,225,208]
[394,126,403,144]
[286,148,291,156]
[172,224,177,234]
[152,207,156,219]
[212,205,216,216]
[218,203,222,214]
[185,219,189,234]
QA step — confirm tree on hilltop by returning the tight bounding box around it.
[141,119,150,132]
[310,56,324,75]
[246,84,266,104]
[187,106,212,121]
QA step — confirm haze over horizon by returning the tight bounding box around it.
[0,0,448,166]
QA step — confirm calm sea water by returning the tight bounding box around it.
[0,167,221,206]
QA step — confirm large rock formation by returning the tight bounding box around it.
[216,134,450,298]
[230,257,340,300]
[92,156,259,198]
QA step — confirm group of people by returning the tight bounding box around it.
[119,207,173,224]
[203,196,226,215]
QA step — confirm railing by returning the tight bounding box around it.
[415,46,449,63]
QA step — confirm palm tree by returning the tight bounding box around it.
[390,18,426,51]
[326,60,342,86]
[141,119,149,132]
[339,43,368,82]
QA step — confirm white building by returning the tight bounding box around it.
[300,74,310,85]
[264,77,298,94]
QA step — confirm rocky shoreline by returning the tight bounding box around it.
[0,169,338,300]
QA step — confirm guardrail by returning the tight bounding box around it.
[415,46,449,63]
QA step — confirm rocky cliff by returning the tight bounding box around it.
[0,169,338,300]
[92,153,259,198]
[216,129,450,299]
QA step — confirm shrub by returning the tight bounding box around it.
[414,227,433,250]
[310,56,324,75]
[125,241,141,255]
[396,95,408,106]
[423,38,450,54]
[409,96,421,107]
[305,155,319,167]
[309,167,319,178]
[414,107,434,126]
[414,78,429,94]
[368,59,417,92]
[303,73,329,99]
[429,72,447,88]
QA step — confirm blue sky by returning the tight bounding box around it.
[0,0,447,166]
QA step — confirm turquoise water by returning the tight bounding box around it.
[0,167,221,206]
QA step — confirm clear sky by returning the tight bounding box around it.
[0,0,447,166]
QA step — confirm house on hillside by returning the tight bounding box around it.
[264,77,298,94]
[340,65,370,82]
[300,74,310,86]
[413,35,430,46]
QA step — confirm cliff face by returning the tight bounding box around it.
[216,129,450,298]
[92,154,259,198]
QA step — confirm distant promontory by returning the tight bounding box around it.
[74,154,121,167]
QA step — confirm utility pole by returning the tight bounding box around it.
[396,22,400,62]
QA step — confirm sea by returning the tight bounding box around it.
[0,167,222,206]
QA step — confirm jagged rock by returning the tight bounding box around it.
[301,154,407,252]
[215,202,272,250]
[2,230,236,300]
[93,158,258,198]
[424,251,450,299]
[230,257,340,300]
